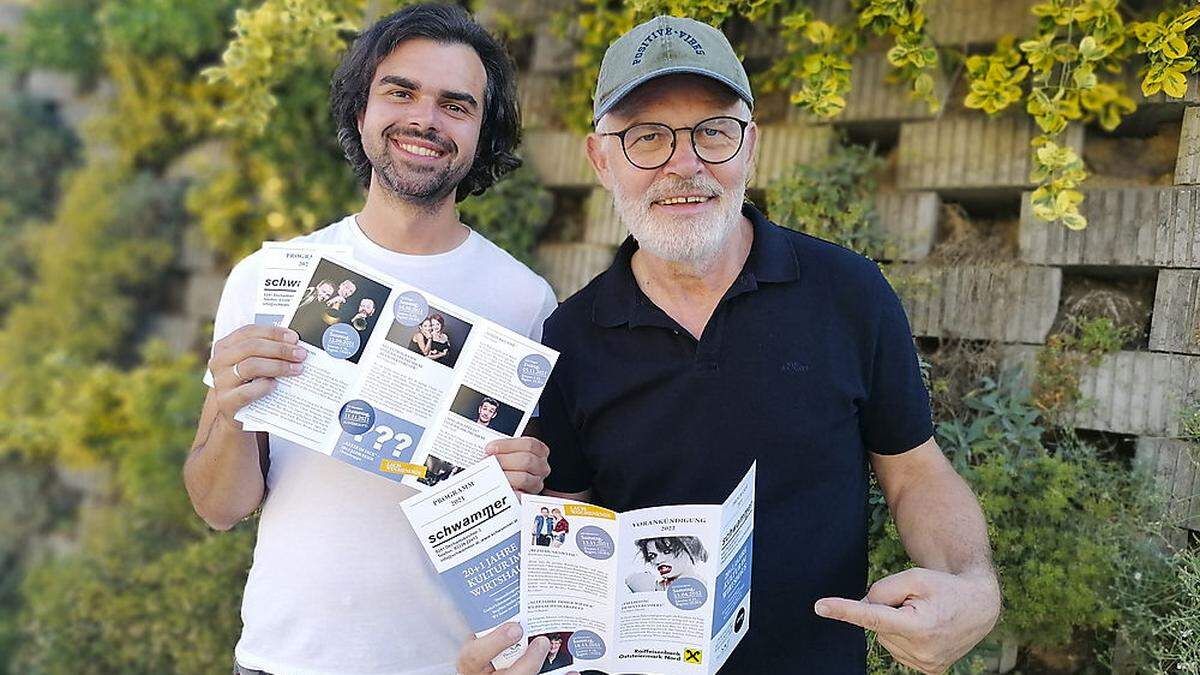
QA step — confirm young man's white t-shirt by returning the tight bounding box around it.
[205,215,558,675]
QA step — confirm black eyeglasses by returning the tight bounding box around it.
[599,115,749,170]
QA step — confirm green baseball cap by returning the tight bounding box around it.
[593,15,754,124]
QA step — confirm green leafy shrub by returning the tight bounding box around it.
[764,143,885,258]
[98,0,239,61]
[10,0,103,80]
[869,373,1156,670]
[0,95,79,223]
[459,165,553,265]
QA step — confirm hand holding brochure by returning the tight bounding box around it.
[234,245,558,489]
[400,458,756,674]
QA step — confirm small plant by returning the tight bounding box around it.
[1032,316,1131,423]
[764,143,886,258]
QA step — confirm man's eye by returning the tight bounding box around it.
[445,103,465,114]
[391,90,412,99]
[635,132,661,144]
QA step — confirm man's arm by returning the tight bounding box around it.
[183,325,307,531]
[815,436,1001,674]
[183,391,269,530]
[873,436,993,576]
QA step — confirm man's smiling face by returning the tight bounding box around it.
[357,38,486,205]
[589,74,756,266]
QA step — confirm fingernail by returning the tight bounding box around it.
[293,348,308,360]
[285,330,299,342]
[290,363,304,375]
[814,601,830,617]
[506,623,523,641]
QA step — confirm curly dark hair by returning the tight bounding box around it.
[330,3,521,202]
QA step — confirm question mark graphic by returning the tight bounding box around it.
[372,425,395,452]
[391,433,414,458]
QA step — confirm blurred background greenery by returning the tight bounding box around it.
[0,1,1197,673]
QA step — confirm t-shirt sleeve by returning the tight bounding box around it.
[527,281,559,418]
[538,346,594,494]
[527,280,559,343]
[859,268,934,456]
[201,253,261,387]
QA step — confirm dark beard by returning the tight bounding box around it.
[368,128,471,206]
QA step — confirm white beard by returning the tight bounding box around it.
[612,175,746,266]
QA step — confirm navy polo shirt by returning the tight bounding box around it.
[538,204,933,674]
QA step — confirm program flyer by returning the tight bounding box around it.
[399,456,525,669]
[234,245,559,489]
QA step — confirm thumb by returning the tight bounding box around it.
[502,636,550,674]
[814,597,915,635]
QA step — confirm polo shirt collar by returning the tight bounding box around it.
[591,203,801,328]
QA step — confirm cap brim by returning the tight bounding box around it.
[594,66,754,124]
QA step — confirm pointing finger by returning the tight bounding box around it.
[814,597,917,635]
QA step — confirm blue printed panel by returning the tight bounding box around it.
[331,405,424,482]
[439,534,521,633]
[712,533,752,636]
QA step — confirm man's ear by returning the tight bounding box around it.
[585,133,615,192]
[744,120,759,168]
[357,109,365,135]
[742,120,759,187]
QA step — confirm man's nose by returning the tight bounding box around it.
[661,129,704,177]
[404,97,440,131]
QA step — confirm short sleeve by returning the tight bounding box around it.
[538,345,594,494]
[201,253,261,387]
[527,281,559,418]
[526,281,559,343]
[859,269,934,456]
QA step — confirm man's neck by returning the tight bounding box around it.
[356,179,469,255]
[630,216,753,338]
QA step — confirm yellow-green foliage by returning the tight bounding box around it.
[559,1,940,129]
[203,0,360,135]
[9,348,257,675]
[194,0,385,259]
[1132,6,1200,98]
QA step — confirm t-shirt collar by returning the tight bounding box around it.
[591,202,801,328]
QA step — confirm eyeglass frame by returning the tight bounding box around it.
[597,115,750,170]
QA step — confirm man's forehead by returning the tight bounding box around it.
[373,38,486,96]
[604,74,746,125]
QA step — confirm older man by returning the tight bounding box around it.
[458,15,1001,675]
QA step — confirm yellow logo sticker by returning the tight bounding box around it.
[683,648,703,664]
[379,459,426,477]
[565,504,617,520]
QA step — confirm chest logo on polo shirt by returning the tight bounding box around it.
[781,360,810,374]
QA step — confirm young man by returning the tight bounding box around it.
[458,15,1001,675]
[475,396,500,427]
[183,5,557,674]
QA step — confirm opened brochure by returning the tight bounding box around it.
[234,243,559,489]
[401,458,756,674]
